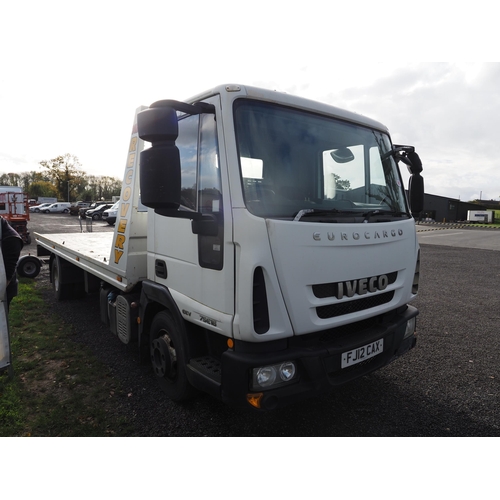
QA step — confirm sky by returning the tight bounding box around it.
[1,1,499,202]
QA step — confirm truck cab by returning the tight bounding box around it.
[136,85,423,409]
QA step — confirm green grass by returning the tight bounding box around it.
[0,278,133,436]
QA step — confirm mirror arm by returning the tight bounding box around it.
[149,99,215,115]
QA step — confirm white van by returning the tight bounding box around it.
[43,202,71,214]
[102,200,119,225]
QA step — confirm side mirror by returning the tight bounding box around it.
[137,100,215,214]
[408,174,424,214]
[391,146,424,215]
[406,151,423,175]
[408,152,424,215]
[138,105,181,210]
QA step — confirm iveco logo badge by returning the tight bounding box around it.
[336,274,389,299]
[313,228,404,241]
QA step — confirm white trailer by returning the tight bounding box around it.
[467,210,493,223]
[35,84,424,410]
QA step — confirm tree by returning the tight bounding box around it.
[1,155,122,202]
[39,153,86,202]
[28,180,58,199]
[334,174,351,191]
[81,175,121,201]
[0,172,22,187]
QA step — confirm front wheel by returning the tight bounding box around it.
[150,311,197,401]
[92,213,100,220]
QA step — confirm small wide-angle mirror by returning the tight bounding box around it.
[330,147,355,163]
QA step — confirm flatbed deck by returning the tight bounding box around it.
[34,231,135,291]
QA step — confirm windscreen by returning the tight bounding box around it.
[234,100,409,221]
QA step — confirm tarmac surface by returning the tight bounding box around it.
[416,222,500,251]
[18,214,500,436]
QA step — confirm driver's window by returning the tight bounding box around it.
[177,115,199,210]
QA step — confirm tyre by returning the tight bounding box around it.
[51,256,70,301]
[150,310,197,401]
[17,256,41,279]
[63,208,69,214]
[43,210,50,214]
[34,208,40,213]
[92,213,100,220]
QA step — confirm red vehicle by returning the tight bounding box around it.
[0,188,31,244]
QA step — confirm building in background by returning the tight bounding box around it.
[418,193,499,222]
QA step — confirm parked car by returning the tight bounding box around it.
[78,201,113,218]
[85,203,113,220]
[69,201,91,215]
[42,202,71,214]
[79,202,99,218]
[102,201,119,225]
[29,202,53,213]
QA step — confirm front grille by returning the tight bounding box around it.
[316,291,394,319]
[313,272,398,299]
[318,316,384,343]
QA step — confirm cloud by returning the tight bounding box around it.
[322,63,500,201]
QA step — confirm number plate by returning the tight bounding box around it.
[341,339,384,369]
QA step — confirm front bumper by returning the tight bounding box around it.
[220,305,418,410]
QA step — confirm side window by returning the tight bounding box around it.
[176,111,224,270]
[177,115,200,210]
[198,114,223,270]
[198,114,222,214]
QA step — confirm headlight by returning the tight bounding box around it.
[255,366,277,388]
[252,361,297,390]
[279,361,296,381]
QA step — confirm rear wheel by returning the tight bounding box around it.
[51,256,85,300]
[52,257,69,300]
[150,310,197,401]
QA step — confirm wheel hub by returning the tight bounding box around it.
[151,334,177,379]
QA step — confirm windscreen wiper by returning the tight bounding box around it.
[362,209,411,222]
[294,208,358,222]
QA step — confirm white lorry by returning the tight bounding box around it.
[34,84,424,410]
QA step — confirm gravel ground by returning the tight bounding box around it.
[20,215,500,436]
